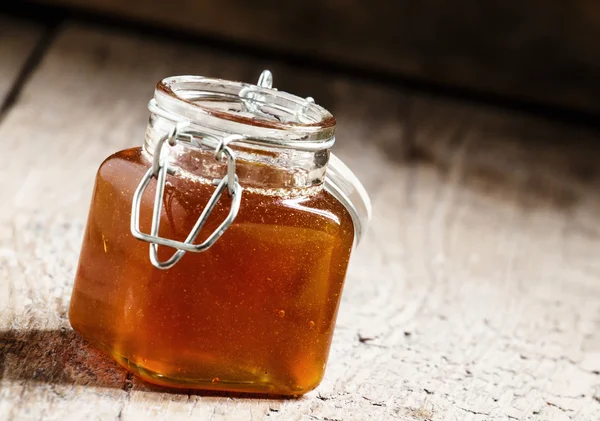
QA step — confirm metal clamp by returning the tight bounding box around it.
[240,70,315,123]
[238,70,274,119]
[130,123,244,270]
[132,70,326,269]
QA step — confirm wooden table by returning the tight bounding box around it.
[1,16,600,421]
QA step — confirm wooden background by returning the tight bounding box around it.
[2,11,600,421]
[28,0,600,114]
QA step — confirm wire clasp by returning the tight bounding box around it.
[130,122,244,270]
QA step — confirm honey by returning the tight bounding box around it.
[69,147,354,395]
[68,72,370,396]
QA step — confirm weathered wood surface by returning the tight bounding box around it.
[2,21,600,421]
[31,0,600,114]
[0,17,42,108]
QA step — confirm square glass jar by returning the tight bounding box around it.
[69,73,370,395]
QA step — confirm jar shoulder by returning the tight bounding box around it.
[93,146,354,243]
[96,147,147,179]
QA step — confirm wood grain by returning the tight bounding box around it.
[0,17,42,109]
[2,21,600,420]
[31,0,600,114]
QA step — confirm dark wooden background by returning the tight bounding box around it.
[26,0,600,114]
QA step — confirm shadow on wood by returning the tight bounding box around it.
[374,96,600,213]
[0,328,295,400]
[0,328,126,387]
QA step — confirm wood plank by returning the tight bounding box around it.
[31,0,600,114]
[2,22,600,420]
[0,17,43,109]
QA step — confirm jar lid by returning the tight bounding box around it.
[149,71,371,246]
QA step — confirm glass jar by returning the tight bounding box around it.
[69,72,371,396]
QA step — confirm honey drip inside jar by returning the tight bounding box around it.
[69,147,354,395]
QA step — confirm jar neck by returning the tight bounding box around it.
[144,115,330,193]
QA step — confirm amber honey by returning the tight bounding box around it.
[69,147,354,395]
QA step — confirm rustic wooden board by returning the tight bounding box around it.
[0,17,42,109]
[30,0,600,114]
[2,22,600,420]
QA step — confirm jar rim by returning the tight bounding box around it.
[149,74,371,245]
[156,76,336,140]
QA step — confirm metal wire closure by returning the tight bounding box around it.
[257,70,273,88]
[130,121,245,270]
[131,70,342,269]
[238,70,274,119]
[296,96,315,123]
